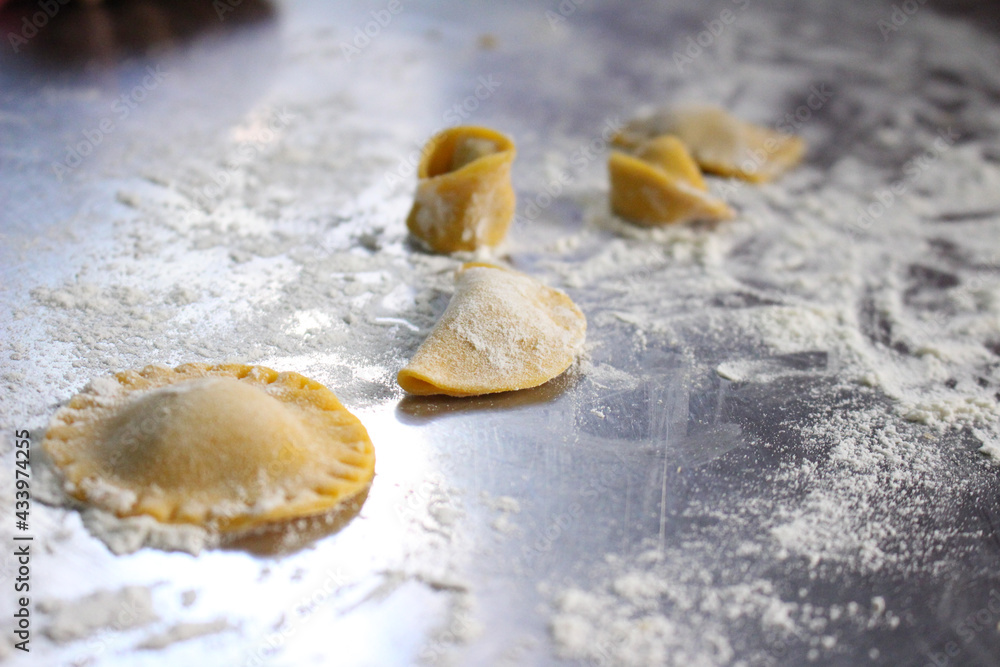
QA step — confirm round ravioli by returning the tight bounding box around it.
[41,363,375,533]
[397,263,587,397]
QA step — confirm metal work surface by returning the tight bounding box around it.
[2,1,1000,665]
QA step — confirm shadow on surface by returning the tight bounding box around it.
[223,486,370,557]
[395,370,578,424]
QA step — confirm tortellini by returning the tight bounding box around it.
[41,363,375,533]
[406,126,517,253]
[608,135,733,226]
[614,105,806,183]
[398,263,586,397]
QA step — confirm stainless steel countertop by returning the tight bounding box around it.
[2,1,1000,665]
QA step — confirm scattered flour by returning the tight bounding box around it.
[534,3,1000,664]
[423,483,465,539]
[481,494,521,515]
[419,589,483,665]
[546,544,897,667]
[80,508,218,556]
[40,586,158,642]
[480,492,522,535]
[1,2,998,666]
[136,618,233,650]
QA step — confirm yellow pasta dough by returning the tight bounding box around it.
[633,135,708,190]
[614,105,806,183]
[406,126,517,253]
[41,363,375,533]
[397,263,586,397]
[608,136,734,226]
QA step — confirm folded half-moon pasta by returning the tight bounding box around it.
[614,105,805,183]
[398,263,586,397]
[406,126,517,253]
[608,135,734,226]
[41,363,375,533]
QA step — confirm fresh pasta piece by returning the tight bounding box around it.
[41,363,375,533]
[406,126,517,253]
[614,105,805,183]
[398,263,586,397]
[608,136,733,226]
[632,135,707,190]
